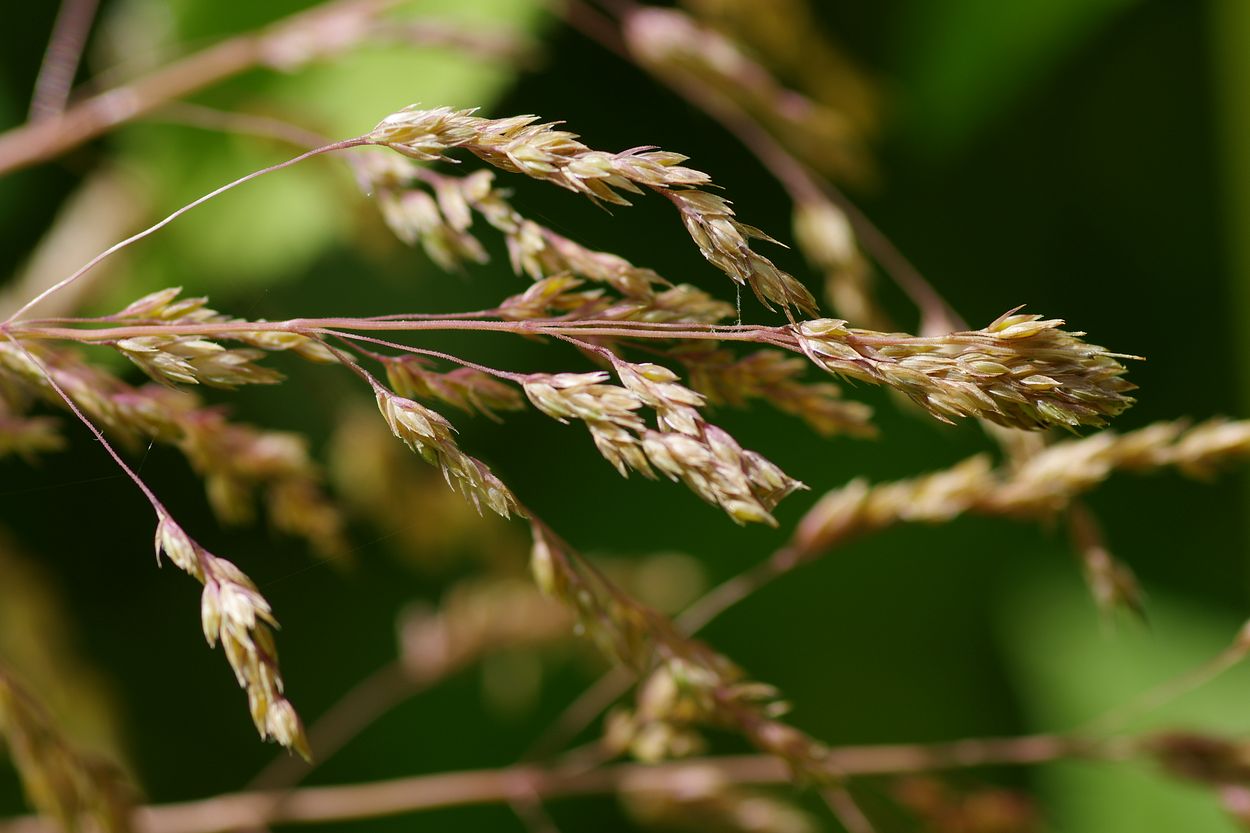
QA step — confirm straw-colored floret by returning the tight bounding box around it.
[791,418,1250,561]
[154,515,309,758]
[524,362,804,525]
[375,387,520,519]
[369,106,817,315]
[794,309,1136,430]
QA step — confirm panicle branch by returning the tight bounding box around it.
[530,524,841,783]
[373,383,521,519]
[108,288,335,388]
[523,358,804,526]
[1,334,311,758]
[0,337,344,555]
[366,106,818,315]
[154,516,310,759]
[793,309,1136,430]
[791,418,1250,563]
[675,343,875,437]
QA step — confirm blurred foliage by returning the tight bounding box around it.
[893,0,1141,158]
[1005,573,1250,832]
[0,1,1246,832]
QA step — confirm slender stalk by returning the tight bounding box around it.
[822,785,878,833]
[674,556,789,635]
[526,551,794,758]
[0,736,1121,833]
[1080,636,1250,738]
[523,667,634,760]
[0,334,162,510]
[11,318,784,346]
[321,329,529,382]
[3,138,370,325]
[0,0,401,176]
[29,0,99,121]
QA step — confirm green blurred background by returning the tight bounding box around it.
[1,1,1249,830]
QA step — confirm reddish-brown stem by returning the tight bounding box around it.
[0,0,401,176]
[320,329,529,382]
[0,735,1122,833]
[0,334,163,512]
[822,785,878,833]
[11,317,785,346]
[29,0,99,121]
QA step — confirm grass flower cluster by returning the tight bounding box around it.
[0,2,1244,833]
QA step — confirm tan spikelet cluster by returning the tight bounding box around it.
[529,525,838,781]
[496,214,667,300]
[524,362,803,525]
[154,515,309,758]
[113,289,335,361]
[620,764,818,833]
[367,106,816,314]
[113,334,283,389]
[107,289,334,388]
[370,106,709,198]
[600,284,734,325]
[435,167,666,294]
[384,355,524,420]
[623,7,864,180]
[604,662,746,762]
[523,371,649,474]
[328,405,522,572]
[618,360,805,524]
[496,276,735,325]
[790,419,1250,563]
[667,189,818,315]
[494,276,593,320]
[375,386,520,518]
[0,669,134,833]
[793,309,1136,431]
[371,164,737,324]
[676,343,875,437]
[377,184,489,271]
[0,341,344,554]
